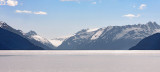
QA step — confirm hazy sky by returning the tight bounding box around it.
[0,0,160,39]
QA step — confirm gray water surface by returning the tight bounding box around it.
[0,50,160,72]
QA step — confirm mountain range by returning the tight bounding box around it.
[0,21,54,50]
[57,22,160,50]
[0,21,160,50]
[0,22,43,50]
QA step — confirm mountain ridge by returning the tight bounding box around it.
[0,28,44,50]
[57,22,160,50]
[0,21,55,50]
[25,30,55,49]
[1,21,160,50]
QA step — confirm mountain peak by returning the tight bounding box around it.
[146,21,160,29]
[146,21,159,26]
[0,22,9,28]
[26,30,37,36]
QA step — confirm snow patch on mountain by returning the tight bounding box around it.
[25,30,55,49]
[114,28,143,40]
[26,31,50,44]
[87,28,99,32]
[50,35,73,47]
[49,39,63,47]
[91,29,104,40]
[31,35,50,44]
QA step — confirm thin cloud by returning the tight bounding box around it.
[0,0,18,6]
[7,0,18,6]
[139,4,147,10]
[16,10,32,14]
[15,10,47,15]
[34,11,47,15]
[123,14,140,18]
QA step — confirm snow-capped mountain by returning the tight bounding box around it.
[49,35,73,47]
[0,22,43,50]
[25,31,55,49]
[58,22,160,50]
[0,21,54,50]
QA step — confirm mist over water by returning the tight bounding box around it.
[0,50,160,72]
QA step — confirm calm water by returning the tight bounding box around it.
[0,50,160,72]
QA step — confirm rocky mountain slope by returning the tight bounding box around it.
[58,22,160,50]
[25,31,55,50]
[0,21,55,50]
[0,28,43,50]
